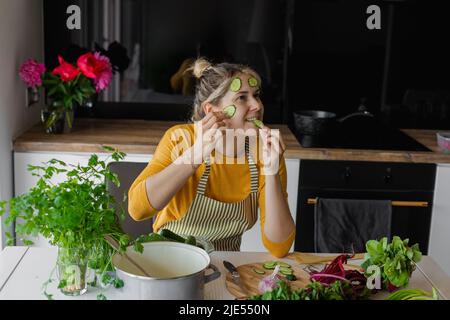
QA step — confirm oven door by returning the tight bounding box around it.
[294,160,436,254]
[294,189,433,254]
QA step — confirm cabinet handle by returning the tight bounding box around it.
[307,198,428,207]
[342,167,351,182]
[384,168,392,183]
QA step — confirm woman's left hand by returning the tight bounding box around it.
[259,125,286,176]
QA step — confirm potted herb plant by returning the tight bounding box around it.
[0,146,131,296]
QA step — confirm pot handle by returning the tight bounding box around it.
[204,263,221,284]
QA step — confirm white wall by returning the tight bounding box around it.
[0,0,44,248]
[429,164,450,277]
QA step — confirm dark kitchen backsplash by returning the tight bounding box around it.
[44,0,450,129]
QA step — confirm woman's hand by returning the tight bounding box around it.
[259,125,286,175]
[184,111,227,168]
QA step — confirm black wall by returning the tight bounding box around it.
[287,0,450,129]
[44,0,450,129]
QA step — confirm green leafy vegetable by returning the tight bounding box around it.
[97,293,107,300]
[361,236,422,289]
[249,280,366,300]
[101,273,124,289]
[285,274,297,281]
[386,288,439,300]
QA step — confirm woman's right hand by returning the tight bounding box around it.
[179,111,227,169]
[196,111,227,163]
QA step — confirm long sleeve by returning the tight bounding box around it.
[128,124,192,221]
[258,156,296,258]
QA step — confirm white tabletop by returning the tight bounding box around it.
[0,247,449,300]
[0,247,29,292]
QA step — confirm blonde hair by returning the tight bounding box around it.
[187,57,261,122]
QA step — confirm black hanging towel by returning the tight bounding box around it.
[314,198,392,253]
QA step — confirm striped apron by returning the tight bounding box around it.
[162,138,259,251]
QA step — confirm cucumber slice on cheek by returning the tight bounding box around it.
[223,105,236,118]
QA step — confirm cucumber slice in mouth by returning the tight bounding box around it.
[252,119,263,129]
[245,118,264,129]
[230,77,242,92]
[223,105,236,118]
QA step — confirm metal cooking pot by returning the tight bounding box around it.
[293,110,337,136]
[293,106,374,147]
[112,241,221,300]
[293,106,374,136]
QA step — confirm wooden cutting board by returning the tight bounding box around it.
[225,262,311,299]
[225,260,365,299]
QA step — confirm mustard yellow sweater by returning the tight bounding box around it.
[128,124,295,257]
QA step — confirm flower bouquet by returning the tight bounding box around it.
[19,52,113,133]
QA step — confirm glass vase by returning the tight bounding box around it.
[41,106,74,134]
[57,246,90,296]
[87,241,117,288]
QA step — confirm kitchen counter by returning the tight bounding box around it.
[0,247,449,300]
[13,118,450,164]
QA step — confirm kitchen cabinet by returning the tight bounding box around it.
[13,152,300,252]
[429,164,450,277]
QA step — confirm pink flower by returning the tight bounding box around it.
[77,52,112,92]
[19,59,46,88]
[52,56,80,82]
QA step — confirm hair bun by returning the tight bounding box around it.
[192,58,212,79]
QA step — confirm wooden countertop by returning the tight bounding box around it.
[13,118,450,164]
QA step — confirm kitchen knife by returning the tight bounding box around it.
[223,260,249,296]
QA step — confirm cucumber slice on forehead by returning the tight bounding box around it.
[248,77,258,87]
[230,77,242,92]
[223,105,236,118]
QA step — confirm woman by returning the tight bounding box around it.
[128,58,295,257]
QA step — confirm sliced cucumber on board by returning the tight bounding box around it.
[253,268,266,275]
